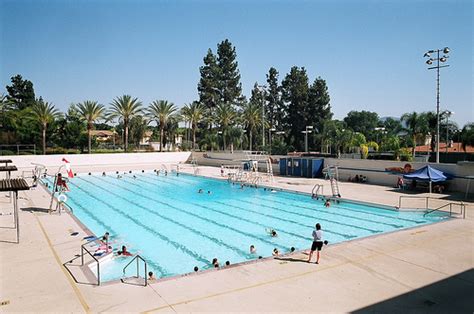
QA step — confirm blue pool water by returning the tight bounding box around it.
[42,172,448,281]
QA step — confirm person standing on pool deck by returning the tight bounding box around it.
[308,223,323,264]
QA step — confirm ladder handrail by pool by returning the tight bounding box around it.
[122,255,148,286]
[81,238,101,286]
[423,202,466,218]
[312,184,324,198]
[399,196,466,219]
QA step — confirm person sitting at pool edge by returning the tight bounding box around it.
[148,271,155,280]
[272,248,279,256]
[212,257,219,268]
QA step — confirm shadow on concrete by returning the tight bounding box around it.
[352,268,474,313]
[20,206,49,213]
[274,257,309,264]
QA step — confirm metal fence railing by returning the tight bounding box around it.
[0,144,36,155]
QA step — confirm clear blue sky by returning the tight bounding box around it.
[1,0,472,126]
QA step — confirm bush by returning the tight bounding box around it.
[398,147,413,161]
[0,150,15,156]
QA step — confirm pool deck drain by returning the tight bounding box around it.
[0,165,473,312]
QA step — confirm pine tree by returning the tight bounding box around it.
[6,75,36,110]
[281,66,309,150]
[307,77,332,134]
[216,39,243,105]
[249,83,266,146]
[265,67,284,131]
[198,49,220,111]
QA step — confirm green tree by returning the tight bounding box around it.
[281,66,309,150]
[307,77,332,136]
[401,112,428,158]
[129,115,149,149]
[148,100,178,152]
[460,123,474,152]
[197,49,220,111]
[265,67,284,131]
[343,111,379,139]
[382,117,402,136]
[241,101,262,151]
[53,104,87,150]
[215,102,237,151]
[380,135,400,152]
[249,83,266,147]
[216,39,243,104]
[30,99,60,154]
[109,95,143,152]
[181,102,205,150]
[0,93,15,130]
[77,101,105,153]
[5,75,36,110]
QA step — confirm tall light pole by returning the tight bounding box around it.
[424,47,450,163]
[301,126,313,153]
[445,110,454,154]
[268,128,276,155]
[256,84,267,151]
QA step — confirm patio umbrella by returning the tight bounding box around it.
[403,165,451,193]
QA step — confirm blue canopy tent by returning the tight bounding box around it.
[403,165,451,193]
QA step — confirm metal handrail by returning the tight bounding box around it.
[312,184,323,198]
[122,255,148,286]
[399,196,466,219]
[81,239,100,285]
[61,201,74,214]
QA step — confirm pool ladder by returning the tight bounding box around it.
[312,184,324,199]
[122,255,148,286]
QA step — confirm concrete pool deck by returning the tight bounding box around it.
[1,165,473,312]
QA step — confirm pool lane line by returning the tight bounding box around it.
[100,175,291,252]
[274,192,425,224]
[236,198,384,234]
[131,178,357,239]
[65,197,171,277]
[95,175,291,252]
[213,200,356,240]
[82,177,262,259]
[149,173,418,226]
[91,177,253,260]
[118,175,312,243]
[332,204,426,224]
[69,179,210,268]
[33,213,90,313]
[129,174,356,240]
[254,195,404,228]
[189,201,313,242]
[128,175,312,242]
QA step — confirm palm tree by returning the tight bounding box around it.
[148,100,178,152]
[109,95,142,152]
[30,99,60,154]
[401,112,428,158]
[241,102,262,152]
[77,101,105,154]
[181,102,204,151]
[215,103,237,151]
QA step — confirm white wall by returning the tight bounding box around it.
[6,152,192,173]
[192,152,474,194]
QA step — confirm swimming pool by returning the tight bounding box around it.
[42,171,449,282]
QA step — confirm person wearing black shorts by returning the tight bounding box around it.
[308,223,323,264]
